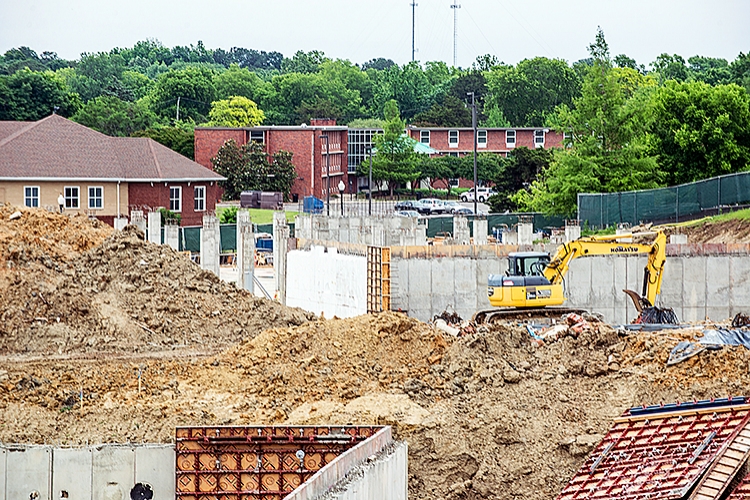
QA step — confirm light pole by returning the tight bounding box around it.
[319,135,330,216]
[367,145,373,216]
[338,180,345,216]
[468,92,478,215]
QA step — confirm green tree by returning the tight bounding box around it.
[213,64,270,102]
[149,66,216,122]
[0,69,81,120]
[211,140,297,200]
[358,100,419,196]
[204,96,265,127]
[132,125,195,159]
[72,96,160,136]
[647,81,750,184]
[651,53,689,83]
[488,147,551,211]
[281,50,328,74]
[412,94,471,127]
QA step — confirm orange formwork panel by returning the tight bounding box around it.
[557,397,750,500]
[176,425,383,500]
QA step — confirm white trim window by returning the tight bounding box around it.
[420,130,430,144]
[194,186,206,212]
[24,186,40,207]
[250,130,264,143]
[477,130,487,148]
[535,129,545,148]
[64,186,79,209]
[506,129,516,148]
[88,186,103,209]
[448,130,459,148]
[169,186,182,212]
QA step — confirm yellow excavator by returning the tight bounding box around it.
[478,231,672,323]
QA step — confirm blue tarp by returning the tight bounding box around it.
[667,328,750,365]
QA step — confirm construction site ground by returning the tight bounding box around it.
[1,205,749,500]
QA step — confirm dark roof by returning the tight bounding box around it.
[0,115,225,182]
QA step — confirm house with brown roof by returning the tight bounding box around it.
[0,114,224,226]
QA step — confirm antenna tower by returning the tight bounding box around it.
[411,1,418,61]
[450,0,461,67]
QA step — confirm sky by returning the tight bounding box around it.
[0,0,748,68]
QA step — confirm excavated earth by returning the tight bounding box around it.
[1,205,749,500]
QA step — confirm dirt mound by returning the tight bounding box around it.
[0,208,314,355]
[664,217,750,244]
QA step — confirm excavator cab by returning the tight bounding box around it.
[507,252,551,279]
[488,252,565,308]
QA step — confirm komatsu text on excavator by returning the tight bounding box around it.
[476,231,673,323]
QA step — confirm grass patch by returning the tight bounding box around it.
[215,206,297,225]
[669,208,750,228]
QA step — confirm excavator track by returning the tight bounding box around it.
[472,307,589,325]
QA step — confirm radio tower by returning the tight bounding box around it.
[451,0,461,67]
[411,1,418,61]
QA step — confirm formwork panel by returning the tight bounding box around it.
[557,398,750,500]
[176,425,383,500]
[92,446,135,499]
[135,445,175,500]
[52,448,93,499]
[6,447,51,500]
[727,472,750,499]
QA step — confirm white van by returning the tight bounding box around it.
[461,187,496,203]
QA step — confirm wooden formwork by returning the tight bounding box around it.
[367,246,390,313]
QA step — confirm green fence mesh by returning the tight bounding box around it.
[578,172,750,229]
[178,223,295,254]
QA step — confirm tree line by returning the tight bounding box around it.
[0,33,748,214]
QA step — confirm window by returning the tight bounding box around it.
[449,178,460,188]
[88,186,103,209]
[420,130,430,144]
[448,130,459,148]
[250,130,264,143]
[477,130,487,148]
[535,129,545,148]
[506,130,516,147]
[170,186,182,212]
[64,186,79,209]
[563,131,573,148]
[448,152,459,157]
[24,186,39,207]
[194,186,206,211]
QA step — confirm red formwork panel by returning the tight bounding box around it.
[557,398,750,500]
[175,425,382,500]
[728,473,750,499]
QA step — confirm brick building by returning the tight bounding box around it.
[194,119,349,202]
[0,115,224,226]
[406,126,564,156]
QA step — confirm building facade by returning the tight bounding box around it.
[194,119,349,202]
[0,115,224,226]
[406,126,564,156]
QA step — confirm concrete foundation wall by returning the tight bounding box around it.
[0,444,174,500]
[287,245,367,318]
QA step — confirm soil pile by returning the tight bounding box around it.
[0,207,314,355]
[664,217,750,244]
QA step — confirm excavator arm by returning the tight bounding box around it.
[543,231,668,308]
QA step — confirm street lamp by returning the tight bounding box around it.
[338,180,345,216]
[468,91,478,215]
[319,134,330,216]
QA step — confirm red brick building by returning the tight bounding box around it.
[195,119,349,202]
[406,126,564,155]
[0,115,224,226]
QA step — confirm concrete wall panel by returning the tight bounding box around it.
[6,447,51,500]
[52,448,92,499]
[430,259,456,317]
[731,257,750,312]
[92,446,135,500]
[135,446,175,500]
[682,256,707,322]
[706,256,731,318]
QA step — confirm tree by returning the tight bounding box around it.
[362,58,396,71]
[688,56,731,86]
[213,64,270,102]
[646,81,750,184]
[281,50,328,74]
[651,53,689,83]
[204,96,265,127]
[72,96,160,136]
[488,148,551,211]
[149,66,216,122]
[412,94,471,127]
[211,140,297,200]
[132,125,194,159]
[0,69,81,120]
[358,100,419,196]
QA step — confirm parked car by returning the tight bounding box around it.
[460,187,496,203]
[413,198,444,214]
[453,207,474,215]
[396,210,421,217]
[441,200,463,213]
[394,200,419,211]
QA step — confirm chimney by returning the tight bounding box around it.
[310,118,337,127]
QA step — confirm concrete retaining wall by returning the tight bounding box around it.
[287,244,368,318]
[0,444,174,500]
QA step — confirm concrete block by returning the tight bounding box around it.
[453,259,476,294]
[6,447,51,500]
[706,256,730,310]
[670,234,688,244]
[660,257,684,321]
[502,231,518,245]
[130,210,146,235]
[200,215,220,276]
[431,259,456,316]
[730,257,750,313]
[147,211,161,244]
[407,260,433,312]
[518,223,533,245]
[682,256,707,320]
[165,224,179,250]
[565,258,592,307]
[114,217,128,230]
[473,219,488,245]
[135,445,175,500]
[92,446,135,498]
[52,448,93,499]
[565,223,581,242]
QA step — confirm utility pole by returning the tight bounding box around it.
[320,135,330,216]
[451,0,461,67]
[176,96,181,122]
[411,1,418,62]
[367,146,373,216]
[468,92,477,215]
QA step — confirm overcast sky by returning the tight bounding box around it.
[0,0,748,68]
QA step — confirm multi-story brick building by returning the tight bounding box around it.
[0,115,224,226]
[406,126,563,156]
[194,119,349,202]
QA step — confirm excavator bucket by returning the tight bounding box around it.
[622,289,648,313]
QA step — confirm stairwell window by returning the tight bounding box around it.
[64,186,79,209]
[477,130,487,148]
[506,130,516,148]
[24,186,39,207]
[170,186,182,212]
[535,129,545,148]
[420,130,430,145]
[448,130,459,148]
[194,186,206,212]
[88,186,103,209]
